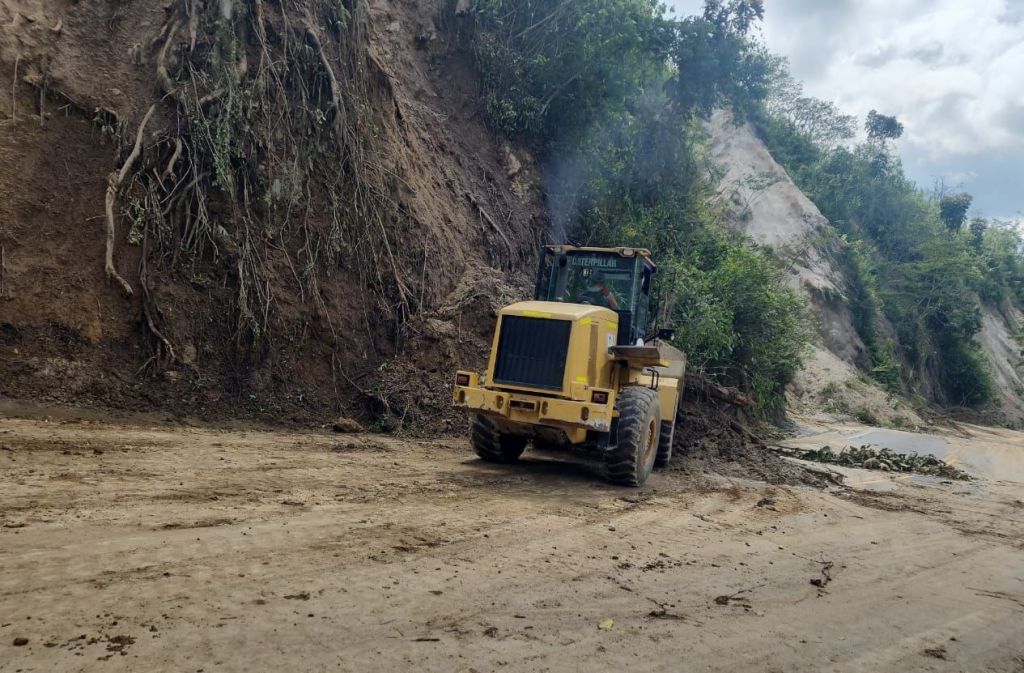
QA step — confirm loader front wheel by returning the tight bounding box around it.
[471,414,527,463]
[606,387,661,487]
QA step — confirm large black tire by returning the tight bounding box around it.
[606,387,661,487]
[655,419,675,468]
[531,436,561,453]
[471,414,528,463]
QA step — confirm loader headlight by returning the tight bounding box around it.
[591,391,609,404]
[455,373,471,386]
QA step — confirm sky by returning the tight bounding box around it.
[669,0,1024,225]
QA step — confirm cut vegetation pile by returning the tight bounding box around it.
[799,445,971,481]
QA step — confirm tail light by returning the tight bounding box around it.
[455,373,471,386]
[591,391,609,404]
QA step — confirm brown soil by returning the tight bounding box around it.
[670,385,830,487]
[2,411,1023,672]
[0,0,543,430]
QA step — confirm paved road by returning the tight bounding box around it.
[794,420,1024,483]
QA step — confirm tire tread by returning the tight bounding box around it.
[606,387,660,486]
[471,414,527,463]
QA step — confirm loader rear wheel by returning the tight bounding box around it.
[471,414,527,463]
[606,387,661,487]
[655,419,676,468]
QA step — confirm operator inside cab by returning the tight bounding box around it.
[534,246,656,347]
[579,271,619,310]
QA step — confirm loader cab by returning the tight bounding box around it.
[534,245,655,345]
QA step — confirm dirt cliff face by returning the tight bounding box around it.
[706,111,919,426]
[0,0,544,429]
[978,303,1024,423]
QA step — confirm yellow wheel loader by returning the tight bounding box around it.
[452,245,686,486]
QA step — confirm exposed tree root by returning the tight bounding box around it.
[187,0,200,52]
[160,137,183,183]
[139,228,176,368]
[156,21,182,101]
[89,0,421,368]
[104,104,157,297]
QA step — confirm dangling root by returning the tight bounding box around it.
[161,137,183,183]
[116,1,417,353]
[157,21,182,100]
[139,228,177,367]
[104,104,157,297]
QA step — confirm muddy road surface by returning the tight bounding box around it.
[1,409,1023,672]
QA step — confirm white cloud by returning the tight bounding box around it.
[667,0,1024,216]
[792,0,1024,158]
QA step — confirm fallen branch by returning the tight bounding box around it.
[789,461,845,486]
[341,370,392,416]
[37,72,46,128]
[464,192,513,257]
[712,582,765,608]
[798,444,970,480]
[728,419,764,445]
[685,374,755,407]
[104,104,157,297]
[645,597,686,621]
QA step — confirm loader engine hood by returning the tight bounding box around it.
[485,301,618,398]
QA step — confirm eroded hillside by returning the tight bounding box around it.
[1,1,1021,431]
[0,0,542,428]
[708,111,1024,426]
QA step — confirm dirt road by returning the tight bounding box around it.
[2,408,1023,672]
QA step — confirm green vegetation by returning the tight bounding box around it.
[853,406,880,427]
[465,0,1023,414]
[754,59,1024,408]
[466,0,808,414]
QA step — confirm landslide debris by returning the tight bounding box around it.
[669,375,833,487]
